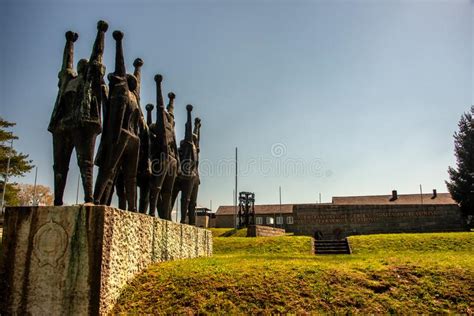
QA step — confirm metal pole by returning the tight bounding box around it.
[1,140,14,214]
[273,187,276,229]
[234,147,238,228]
[176,194,179,222]
[194,203,197,227]
[273,209,276,228]
[210,199,212,212]
[32,166,38,206]
[279,186,282,228]
[420,184,423,205]
[75,174,80,204]
[232,189,238,228]
[319,193,322,204]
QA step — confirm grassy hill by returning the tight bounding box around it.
[112,231,473,314]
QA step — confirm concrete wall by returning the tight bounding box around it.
[1,205,212,315]
[215,214,235,228]
[247,225,286,237]
[195,214,209,228]
[293,204,467,239]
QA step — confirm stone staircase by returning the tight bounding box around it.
[314,238,352,255]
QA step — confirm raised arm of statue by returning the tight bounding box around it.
[133,58,143,99]
[155,74,169,157]
[185,104,193,144]
[132,58,145,132]
[167,92,176,120]
[89,20,108,65]
[86,20,108,89]
[193,117,202,150]
[48,31,78,133]
[78,20,108,128]
[110,30,127,141]
[113,31,126,77]
[58,31,78,88]
[168,92,180,165]
[146,104,154,126]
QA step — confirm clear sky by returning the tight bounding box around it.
[1,0,473,212]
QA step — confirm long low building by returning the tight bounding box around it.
[215,203,295,228]
[215,190,468,239]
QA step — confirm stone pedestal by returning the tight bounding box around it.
[0,206,212,315]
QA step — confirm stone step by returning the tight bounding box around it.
[314,238,352,255]
[315,246,348,251]
[316,241,347,245]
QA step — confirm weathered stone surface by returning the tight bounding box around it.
[0,205,212,315]
[247,225,286,237]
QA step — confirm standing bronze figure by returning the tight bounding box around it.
[93,31,140,211]
[171,106,201,224]
[48,21,108,205]
[188,117,202,223]
[134,58,152,213]
[107,58,150,212]
[148,76,180,219]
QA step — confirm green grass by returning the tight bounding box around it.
[112,232,474,314]
[209,228,247,237]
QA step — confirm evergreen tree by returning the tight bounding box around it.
[0,117,34,207]
[446,106,474,219]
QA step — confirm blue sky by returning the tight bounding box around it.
[1,0,472,211]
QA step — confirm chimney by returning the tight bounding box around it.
[390,190,398,201]
[431,189,437,199]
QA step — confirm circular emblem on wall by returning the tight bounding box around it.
[33,219,68,267]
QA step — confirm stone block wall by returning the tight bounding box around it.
[247,225,286,237]
[293,204,467,239]
[215,214,235,228]
[0,205,212,315]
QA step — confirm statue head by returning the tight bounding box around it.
[77,59,89,76]
[127,74,138,92]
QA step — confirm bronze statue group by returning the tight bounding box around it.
[48,21,201,224]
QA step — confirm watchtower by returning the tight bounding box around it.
[238,191,255,228]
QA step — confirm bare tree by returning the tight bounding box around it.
[15,183,53,206]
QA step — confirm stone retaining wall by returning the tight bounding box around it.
[293,204,467,239]
[0,205,212,315]
[247,225,286,237]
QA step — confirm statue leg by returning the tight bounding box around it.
[149,160,167,217]
[158,158,178,220]
[179,178,193,224]
[94,143,126,205]
[188,178,199,225]
[52,132,74,206]
[138,176,150,214]
[75,131,97,203]
[170,177,181,217]
[105,175,115,206]
[122,137,139,212]
[148,178,160,217]
[101,177,116,205]
[115,170,126,210]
